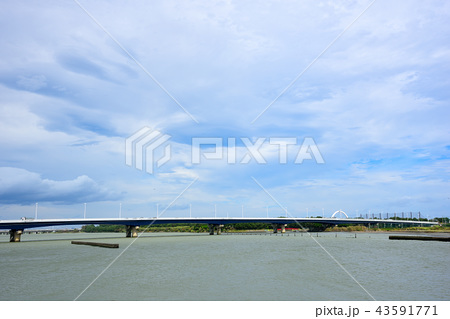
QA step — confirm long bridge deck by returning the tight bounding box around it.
[0,217,438,242]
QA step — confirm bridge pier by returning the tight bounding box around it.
[125,225,139,238]
[208,224,223,235]
[272,224,277,233]
[272,224,287,233]
[9,229,23,242]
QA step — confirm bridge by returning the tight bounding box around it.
[0,216,438,242]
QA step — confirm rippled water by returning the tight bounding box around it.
[0,232,448,301]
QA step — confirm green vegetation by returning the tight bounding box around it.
[80,224,210,233]
[396,224,450,232]
[81,224,126,232]
[293,222,328,232]
[81,223,274,233]
[325,225,369,232]
[324,223,450,233]
[225,223,272,231]
[434,217,449,224]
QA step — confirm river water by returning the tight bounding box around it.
[0,231,448,301]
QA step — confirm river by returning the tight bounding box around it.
[0,231,448,301]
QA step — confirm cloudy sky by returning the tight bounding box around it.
[0,0,449,220]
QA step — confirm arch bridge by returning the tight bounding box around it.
[331,210,349,219]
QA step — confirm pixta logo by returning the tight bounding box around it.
[126,127,324,175]
[125,127,171,174]
[191,137,324,164]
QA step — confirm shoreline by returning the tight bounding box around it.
[337,229,450,234]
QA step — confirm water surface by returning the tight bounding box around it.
[0,232,448,301]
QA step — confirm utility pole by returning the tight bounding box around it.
[35,203,38,220]
[119,203,122,218]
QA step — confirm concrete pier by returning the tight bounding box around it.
[208,224,224,235]
[9,229,23,242]
[125,225,139,238]
[272,224,277,233]
[272,224,287,233]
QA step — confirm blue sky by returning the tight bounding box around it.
[0,0,449,220]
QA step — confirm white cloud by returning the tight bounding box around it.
[0,167,118,204]
[16,75,48,91]
[0,0,449,217]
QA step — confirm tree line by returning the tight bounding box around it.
[80,222,332,233]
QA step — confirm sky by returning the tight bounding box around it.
[0,0,449,220]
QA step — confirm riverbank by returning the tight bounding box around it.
[79,223,450,234]
[324,225,450,233]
